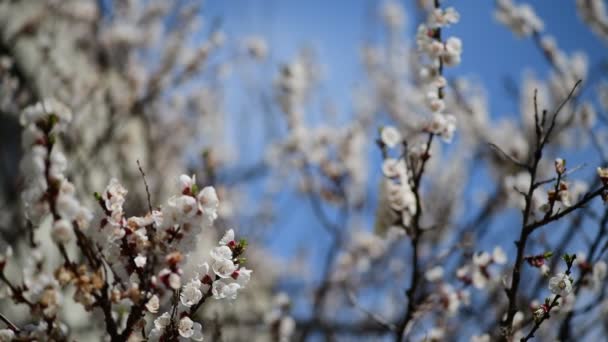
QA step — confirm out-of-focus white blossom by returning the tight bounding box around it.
[380,126,402,148]
[425,266,444,282]
[429,7,460,28]
[495,0,544,37]
[244,35,268,60]
[576,0,608,43]
[427,113,457,142]
[380,1,406,30]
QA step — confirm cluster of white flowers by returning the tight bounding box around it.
[149,313,204,341]
[457,247,507,289]
[537,36,589,99]
[495,0,544,37]
[20,99,92,234]
[148,230,251,340]
[274,56,314,129]
[8,97,254,340]
[91,173,221,286]
[378,126,418,228]
[576,0,608,43]
[438,283,471,316]
[416,5,460,142]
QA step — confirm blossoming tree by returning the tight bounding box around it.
[0,0,607,341]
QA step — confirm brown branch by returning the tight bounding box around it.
[521,256,576,341]
[0,312,20,332]
[136,159,153,214]
[500,81,582,339]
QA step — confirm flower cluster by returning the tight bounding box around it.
[378,126,418,229]
[457,247,507,289]
[437,283,471,316]
[20,99,92,232]
[149,230,251,341]
[495,0,544,37]
[16,100,95,323]
[416,4,460,142]
[576,0,608,43]
[4,99,253,341]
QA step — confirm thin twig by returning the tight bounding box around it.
[534,163,587,188]
[501,80,583,339]
[488,143,528,169]
[137,159,153,213]
[346,288,396,332]
[0,313,20,332]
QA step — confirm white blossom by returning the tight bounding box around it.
[219,229,235,246]
[492,247,507,265]
[178,316,195,338]
[181,279,203,307]
[549,273,573,296]
[212,258,237,279]
[210,246,233,262]
[153,312,171,331]
[197,186,219,221]
[381,158,406,178]
[429,7,460,28]
[212,280,241,300]
[51,219,72,244]
[428,113,457,142]
[425,266,444,282]
[380,126,402,148]
[134,254,147,268]
[179,174,197,192]
[0,329,15,342]
[234,267,252,288]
